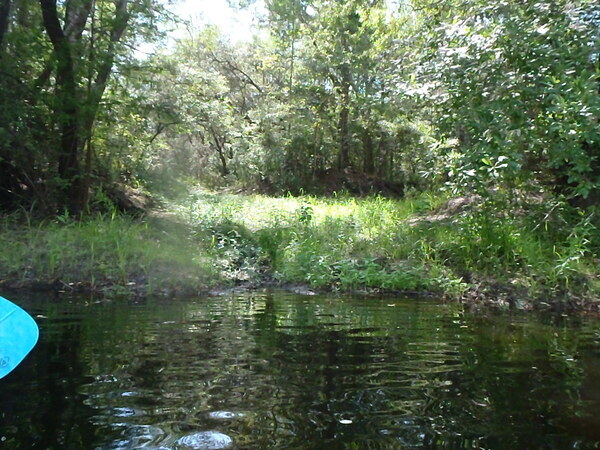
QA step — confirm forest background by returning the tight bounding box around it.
[0,0,598,308]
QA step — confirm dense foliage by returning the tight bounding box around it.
[416,0,600,202]
[1,0,597,206]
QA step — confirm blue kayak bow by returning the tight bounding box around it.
[0,296,39,379]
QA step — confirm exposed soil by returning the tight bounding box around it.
[3,272,599,316]
[407,195,480,226]
[458,279,600,314]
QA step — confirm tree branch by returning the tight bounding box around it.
[207,49,263,93]
[65,0,93,44]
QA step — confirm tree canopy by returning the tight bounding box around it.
[0,0,598,212]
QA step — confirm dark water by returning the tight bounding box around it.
[1,292,600,449]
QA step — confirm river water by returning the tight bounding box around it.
[1,291,599,449]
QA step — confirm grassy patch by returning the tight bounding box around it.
[1,188,598,302]
[0,211,218,296]
[175,189,459,293]
[175,188,599,300]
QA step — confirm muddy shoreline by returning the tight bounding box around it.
[2,276,599,315]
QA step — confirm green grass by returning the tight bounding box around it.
[174,187,599,300]
[1,187,598,303]
[175,189,455,291]
[0,210,217,296]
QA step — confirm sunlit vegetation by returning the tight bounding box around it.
[0,209,217,295]
[1,187,598,304]
[0,0,598,305]
[176,188,600,300]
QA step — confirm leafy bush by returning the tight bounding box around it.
[418,0,600,201]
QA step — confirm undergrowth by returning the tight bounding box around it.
[1,187,598,303]
[176,188,599,301]
[0,210,217,296]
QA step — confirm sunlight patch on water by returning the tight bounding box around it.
[175,431,233,449]
[207,411,245,420]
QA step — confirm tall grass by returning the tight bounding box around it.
[1,188,597,301]
[0,211,217,295]
[176,190,445,291]
[175,187,599,299]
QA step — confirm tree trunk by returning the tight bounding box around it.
[337,66,351,171]
[0,0,10,52]
[377,132,387,178]
[40,0,82,212]
[79,0,128,212]
[40,0,128,213]
[80,137,93,214]
[387,136,394,180]
[363,128,374,175]
[65,0,92,44]
[210,128,229,176]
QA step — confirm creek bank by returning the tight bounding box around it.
[2,190,598,313]
[2,273,599,315]
[459,280,600,314]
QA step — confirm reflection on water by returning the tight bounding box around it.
[1,291,600,449]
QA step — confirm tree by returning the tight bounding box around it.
[127,27,264,185]
[264,0,402,181]
[0,0,167,213]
